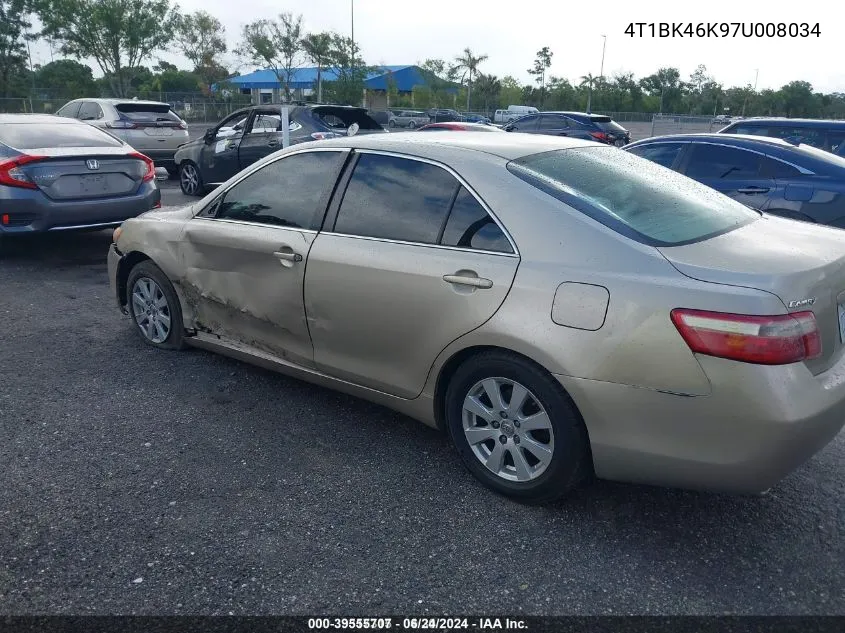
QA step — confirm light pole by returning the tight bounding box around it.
[599,35,606,84]
[592,35,606,114]
[351,0,355,54]
[741,68,759,117]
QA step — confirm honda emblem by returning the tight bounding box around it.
[86,159,100,170]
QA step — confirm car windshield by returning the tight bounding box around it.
[507,146,759,246]
[0,122,124,149]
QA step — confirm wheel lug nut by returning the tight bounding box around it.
[499,411,507,418]
[491,421,500,429]
[513,420,520,428]
[514,435,520,444]
[499,435,507,444]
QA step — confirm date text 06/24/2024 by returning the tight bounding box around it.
[625,22,821,38]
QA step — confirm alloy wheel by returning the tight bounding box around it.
[131,277,171,344]
[180,164,200,195]
[462,377,555,482]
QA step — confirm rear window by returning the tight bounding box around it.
[115,103,181,123]
[591,117,627,133]
[0,123,124,149]
[507,147,759,246]
[313,108,382,131]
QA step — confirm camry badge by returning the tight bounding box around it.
[788,298,816,308]
[86,159,100,170]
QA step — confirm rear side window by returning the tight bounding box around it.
[509,115,538,131]
[726,124,764,136]
[538,115,566,130]
[507,147,759,246]
[115,103,181,123]
[335,153,458,243]
[78,102,103,121]
[626,143,684,169]
[684,144,762,179]
[313,108,382,131]
[216,151,344,229]
[0,122,123,149]
[440,187,512,253]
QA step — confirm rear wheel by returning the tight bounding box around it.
[126,261,185,350]
[388,120,396,128]
[408,120,416,129]
[445,351,591,503]
[179,162,204,196]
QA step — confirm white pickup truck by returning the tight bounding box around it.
[494,106,539,124]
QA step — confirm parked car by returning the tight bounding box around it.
[173,104,385,196]
[108,132,845,502]
[624,133,845,227]
[503,112,631,146]
[0,114,159,244]
[417,122,505,132]
[389,110,430,129]
[426,108,464,123]
[56,98,189,176]
[462,114,493,125]
[494,106,539,124]
[718,117,845,155]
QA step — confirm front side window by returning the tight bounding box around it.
[685,144,762,179]
[539,115,566,130]
[626,143,684,169]
[57,102,81,118]
[78,102,102,121]
[509,115,538,131]
[334,153,458,244]
[767,126,824,148]
[507,146,759,246]
[215,151,344,229]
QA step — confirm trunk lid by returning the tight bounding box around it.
[658,214,845,374]
[21,150,148,201]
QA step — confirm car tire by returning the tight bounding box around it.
[445,351,591,503]
[389,120,396,128]
[126,261,186,351]
[179,161,205,197]
[408,121,416,129]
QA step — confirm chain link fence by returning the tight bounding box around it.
[649,114,719,137]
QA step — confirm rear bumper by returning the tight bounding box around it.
[139,149,179,166]
[0,183,160,235]
[558,354,845,493]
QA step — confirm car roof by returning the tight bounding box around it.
[725,117,845,127]
[76,98,172,107]
[315,130,596,159]
[543,111,608,118]
[0,113,82,124]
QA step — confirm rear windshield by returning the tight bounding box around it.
[0,123,124,149]
[115,103,181,123]
[507,147,759,246]
[591,117,627,132]
[314,108,383,131]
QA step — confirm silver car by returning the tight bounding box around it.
[107,133,845,502]
[389,110,430,129]
[56,98,190,175]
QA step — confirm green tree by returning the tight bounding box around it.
[527,46,553,106]
[417,58,453,107]
[238,12,305,102]
[322,34,370,106]
[175,10,227,91]
[36,0,178,97]
[638,67,684,113]
[451,48,487,111]
[301,32,333,103]
[473,73,500,114]
[0,0,34,99]
[34,59,97,98]
[498,75,522,108]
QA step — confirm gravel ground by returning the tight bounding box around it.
[0,228,843,616]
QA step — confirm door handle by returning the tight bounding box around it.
[737,187,770,194]
[443,274,493,289]
[274,251,302,262]
[267,140,280,147]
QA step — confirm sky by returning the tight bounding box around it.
[28,0,845,93]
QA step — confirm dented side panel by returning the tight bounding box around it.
[179,218,317,368]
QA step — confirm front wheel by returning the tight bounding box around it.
[445,351,591,503]
[179,162,205,197]
[408,120,416,129]
[126,261,186,350]
[388,120,396,128]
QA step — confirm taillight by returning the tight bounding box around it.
[0,154,46,189]
[178,120,188,130]
[671,309,822,365]
[129,152,156,182]
[106,120,137,129]
[589,131,610,143]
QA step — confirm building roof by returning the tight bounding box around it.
[222,65,440,92]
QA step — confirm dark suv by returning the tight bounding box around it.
[426,108,464,123]
[503,111,630,146]
[718,117,845,155]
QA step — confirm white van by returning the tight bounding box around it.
[494,106,539,124]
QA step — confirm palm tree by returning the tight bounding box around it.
[580,73,597,113]
[474,73,501,115]
[301,32,333,103]
[452,48,488,112]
